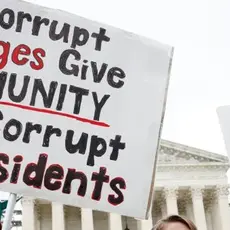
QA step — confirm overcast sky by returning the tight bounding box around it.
[23,0,230,156]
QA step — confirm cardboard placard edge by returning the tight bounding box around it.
[145,47,174,220]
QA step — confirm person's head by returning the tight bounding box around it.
[152,215,197,230]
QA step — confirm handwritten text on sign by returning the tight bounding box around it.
[0,0,172,219]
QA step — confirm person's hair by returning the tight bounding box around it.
[152,215,197,230]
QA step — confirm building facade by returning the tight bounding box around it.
[19,140,230,230]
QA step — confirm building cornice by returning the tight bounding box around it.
[157,163,230,172]
[160,139,229,163]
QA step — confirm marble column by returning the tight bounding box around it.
[52,202,65,230]
[214,185,230,230]
[21,197,36,230]
[109,213,122,230]
[190,187,207,230]
[137,214,153,230]
[163,187,178,215]
[81,208,94,230]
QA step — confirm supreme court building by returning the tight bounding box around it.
[21,140,230,230]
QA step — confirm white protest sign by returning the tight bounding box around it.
[217,106,230,160]
[0,0,173,219]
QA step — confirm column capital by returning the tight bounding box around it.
[22,197,36,205]
[215,185,230,198]
[163,187,178,199]
[81,207,93,214]
[52,202,67,216]
[204,189,215,211]
[189,187,204,199]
